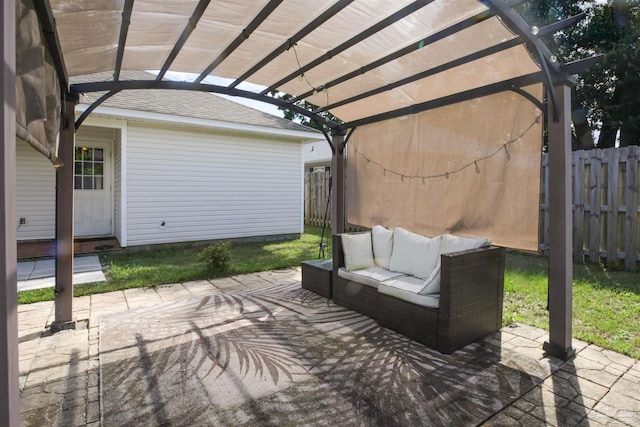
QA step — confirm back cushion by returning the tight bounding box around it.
[371,225,393,269]
[341,232,375,271]
[419,234,491,295]
[440,234,490,254]
[389,227,441,280]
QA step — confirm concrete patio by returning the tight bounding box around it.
[17,268,639,426]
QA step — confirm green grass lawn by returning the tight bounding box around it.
[504,250,640,359]
[17,226,639,359]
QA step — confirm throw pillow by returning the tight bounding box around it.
[389,227,441,280]
[440,234,490,254]
[371,225,393,269]
[341,232,375,271]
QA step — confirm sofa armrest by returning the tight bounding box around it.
[437,245,506,353]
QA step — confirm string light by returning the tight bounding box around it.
[353,115,540,182]
[290,42,323,94]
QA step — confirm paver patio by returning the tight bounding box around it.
[17,268,639,426]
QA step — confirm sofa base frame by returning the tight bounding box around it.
[332,234,506,354]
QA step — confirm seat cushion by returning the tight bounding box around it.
[378,278,440,308]
[338,266,405,288]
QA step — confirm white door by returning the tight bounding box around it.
[74,143,112,236]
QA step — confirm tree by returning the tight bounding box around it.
[270,91,343,132]
[575,1,640,147]
[519,0,640,149]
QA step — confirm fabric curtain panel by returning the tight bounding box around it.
[346,84,544,252]
[15,0,61,167]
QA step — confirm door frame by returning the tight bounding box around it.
[73,136,114,238]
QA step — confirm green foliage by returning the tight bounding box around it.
[198,242,233,275]
[270,91,343,131]
[517,1,640,149]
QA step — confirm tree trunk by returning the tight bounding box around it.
[619,126,640,147]
[573,120,595,150]
[597,125,618,148]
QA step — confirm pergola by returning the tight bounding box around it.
[1,0,601,424]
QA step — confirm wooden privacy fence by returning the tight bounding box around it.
[305,147,640,269]
[540,146,640,269]
[305,170,331,227]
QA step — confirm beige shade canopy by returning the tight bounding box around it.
[21,0,599,249]
[40,0,593,129]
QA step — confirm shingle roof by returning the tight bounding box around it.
[73,71,318,133]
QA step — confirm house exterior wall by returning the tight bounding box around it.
[123,122,303,246]
[16,140,56,241]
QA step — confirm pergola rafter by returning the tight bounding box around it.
[113,0,134,82]
[290,9,497,104]
[194,0,284,84]
[259,0,436,96]
[156,0,211,81]
[228,0,356,89]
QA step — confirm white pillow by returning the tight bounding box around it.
[341,232,375,271]
[389,227,441,280]
[419,234,491,295]
[371,225,393,269]
[419,263,441,295]
[440,234,490,254]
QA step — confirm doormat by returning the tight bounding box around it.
[99,284,553,426]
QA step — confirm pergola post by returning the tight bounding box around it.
[330,129,346,235]
[53,94,78,330]
[331,129,346,282]
[543,83,575,361]
[1,0,20,425]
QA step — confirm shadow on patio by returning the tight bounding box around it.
[17,269,639,426]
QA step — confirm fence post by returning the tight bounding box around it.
[606,148,620,266]
[588,149,602,261]
[624,146,638,270]
[572,150,585,262]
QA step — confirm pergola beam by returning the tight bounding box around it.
[340,71,544,130]
[114,0,134,81]
[291,10,495,103]
[484,0,562,75]
[228,0,356,89]
[156,0,211,81]
[70,80,339,130]
[260,0,436,95]
[194,0,284,84]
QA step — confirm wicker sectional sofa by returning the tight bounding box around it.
[331,227,506,354]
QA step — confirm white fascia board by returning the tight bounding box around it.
[76,104,325,142]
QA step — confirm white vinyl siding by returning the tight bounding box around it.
[16,140,56,241]
[124,123,303,246]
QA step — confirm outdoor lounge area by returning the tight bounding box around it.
[17,268,640,426]
[4,1,634,426]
